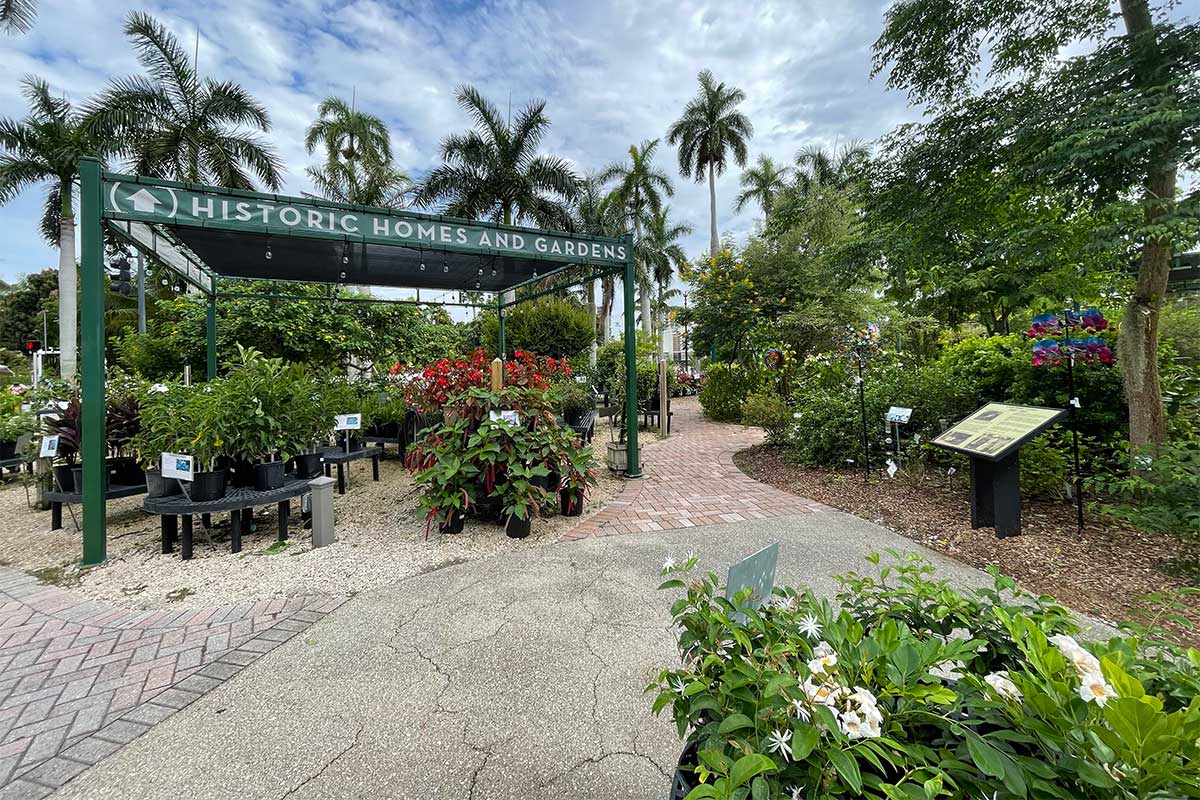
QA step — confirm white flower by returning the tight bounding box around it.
[661,556,675,572]
[930,660,966,682]
[773,594,797,612]
[789,787,805,800]
[670,676,687,696]
[1049,633,1102,677]
[984,671,1023,702]
[790,698,811,721]
[839,709,878,739]
[803,678,843,707]
[766,728,792,760]
[1104,763,1126,782]
[807,650,838,676]
[797,614,822,640]
[1079,672,1117,706]
[148,383,169,393]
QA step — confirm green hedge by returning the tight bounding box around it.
[481,297,595,360]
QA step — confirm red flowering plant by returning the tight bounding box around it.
[399,349,492,413]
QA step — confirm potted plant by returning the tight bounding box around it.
[0,412,37,461]
[411,414,479,536]
[605,364,629,473]
[184,384,229,502]
[43,396,83,492]
[220,347,300,491]
[132,383,186,498]
[559,444,597,516]
[288,370,335,479]
[556,380,595,426]
[105,389,143,486]
[497,459,547,538]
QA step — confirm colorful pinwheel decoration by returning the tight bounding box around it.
[1027,309,1114,368]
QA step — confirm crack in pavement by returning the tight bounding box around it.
[279,721,365,799]
[538,749,672,791]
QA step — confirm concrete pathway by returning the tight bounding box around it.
[50,518,998,800]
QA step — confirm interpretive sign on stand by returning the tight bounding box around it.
[933,403,1065,538]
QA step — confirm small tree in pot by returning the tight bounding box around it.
[559,444,597,516]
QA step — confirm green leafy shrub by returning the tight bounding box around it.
[481,297,595,359]
[651,552,1200,799]
[699,363,762,422]
[1018,433,1071,499]
[1091,441,1200,540]
[740,392,792,445]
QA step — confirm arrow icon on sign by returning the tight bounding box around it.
[127,188,161,213]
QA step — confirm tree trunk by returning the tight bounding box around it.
[599,276,614,344]
[708,163,719,256]
[587,277,598,366]
[634,216,650,337]
[57,213,78,383]
[1118,0,1174,449]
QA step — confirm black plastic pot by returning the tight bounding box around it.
[439,509,465,534]
[107,456,143,486]
[52,464,75,492]
[219,457,257,488]
[0,440,15,460]
[505,514,531,539]
[254,460,286,491]
[474,476,505,522]
[560,489,584,516]
[294,452,324,479]
[71,465,108,493]
[190,470,228,502]
[670,739,701,800]
[145,468,182,498]
[335,432,362,451]
[371,421,400,439]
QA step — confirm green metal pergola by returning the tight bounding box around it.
[77,158,642,565]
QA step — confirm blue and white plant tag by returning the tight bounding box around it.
[334,413,361,430]
[39,435,59,459]
[162,452,193,481]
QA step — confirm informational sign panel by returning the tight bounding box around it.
[334,413,361,431]
[932,402,1065,462]
[161,452,194,481]
[39,435,59,459]
[726,543,780,622]
[885,406,913,424]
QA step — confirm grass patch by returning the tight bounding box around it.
[28,564,81,589]
[165,587,195,603]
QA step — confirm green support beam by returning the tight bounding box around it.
[497,293,506,359]
[79,158,107,565]
[206,292,217,380]
[622,233,641,478]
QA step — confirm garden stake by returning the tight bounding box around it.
[1062,310,1085,533]
[858,361,869,484]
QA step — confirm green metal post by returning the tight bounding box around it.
[622,234,641,477]
[497,295,506,359]
[79,158,107,565]
[206,290,217,380]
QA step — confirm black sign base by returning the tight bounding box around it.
[969,452,1021,538]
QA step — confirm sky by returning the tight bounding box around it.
[0,0,920,306]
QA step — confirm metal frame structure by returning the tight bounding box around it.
[78,158,642,565]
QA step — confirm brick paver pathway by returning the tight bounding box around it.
[563,397,832,541]
[0,569,344,799]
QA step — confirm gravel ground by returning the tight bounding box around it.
[0,455,624,609]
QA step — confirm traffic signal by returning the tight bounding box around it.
[23,340,41,354]
[111,255,132,296]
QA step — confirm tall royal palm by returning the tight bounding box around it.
[638,207,691,342]
[415,85,579,229]
[667,69,753,256]
[600,139,673,336]
[735,155,789,219]
[304,96,410,209]
[88,12,283,190]
[573,173,623,349]
[0,77,118,380]
[0,0,36,33]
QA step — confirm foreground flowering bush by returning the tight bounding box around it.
[649,552,1200,799]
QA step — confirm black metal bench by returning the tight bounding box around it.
[144,477,316,560]
[566,410,597,444]
[0,456,27,476]
[642,398,673,433]
[45,483,147,531]
[319,444,384,494]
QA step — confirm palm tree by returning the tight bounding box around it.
[793,140,869,197]
[638,208,691,343]
[735,155,789,218]
[0,77,118,380]
[305,95,390,166]
[1,0,36,33]
[415,85,579,229]
[572,173,623,351]
[87,12,283,190]
[666,69,753,256]
[600,139,674,336]
[305,157,411,208]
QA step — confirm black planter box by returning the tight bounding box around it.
[293,452,324,479]
[560,490,584,516]
[190,470,227,502]
[505,514,531,539]
[254,461,286,491]
[145,469,183,498]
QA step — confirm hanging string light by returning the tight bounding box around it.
[442,259,449,273]
[342,241,351,265]
[265,235,273,260]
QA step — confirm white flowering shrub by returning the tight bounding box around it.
[649,552,1200,799]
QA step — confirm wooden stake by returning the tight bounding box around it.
[491,358,503,392]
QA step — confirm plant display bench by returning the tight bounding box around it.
[319,444,384,495]
[144,477,315,561]
[0,455,27,476]
[46,483,147,532]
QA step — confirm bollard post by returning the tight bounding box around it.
[309,476,336,547]
[659,359,668,437]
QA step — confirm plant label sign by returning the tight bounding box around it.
[39,435,59,459]
[885,406,913,424]
[726,542,780,622]
[334,413,361,431]
[162,452,194,481]
[489,410,521,425]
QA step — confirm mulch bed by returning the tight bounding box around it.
[735,445,1200,644]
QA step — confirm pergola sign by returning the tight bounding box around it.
[77,158,642,565]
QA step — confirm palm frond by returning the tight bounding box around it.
[0,0,36,33]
